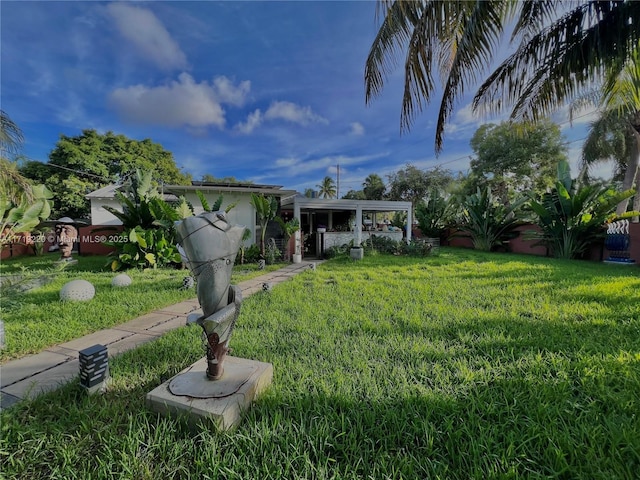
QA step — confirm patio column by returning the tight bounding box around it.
[293,202,302,260]
[406,206,412,244]
[355,205,362,246]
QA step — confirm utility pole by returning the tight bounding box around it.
[336,163,340,199]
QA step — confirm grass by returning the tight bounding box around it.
[0,253,286,362]
[2,248,639,479]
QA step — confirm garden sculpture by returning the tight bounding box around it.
[175,211,246,380]
[54,217,78,262]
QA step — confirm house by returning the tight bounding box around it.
[86,181,297,248]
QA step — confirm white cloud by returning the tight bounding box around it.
[107,3,188,71]
[236,109,263,134]
[235,101,327,134]
[444,102,508,137]
[213,77,251,107]
[553,104,600,129]
[264,101,328,126]
[275,157,299,167]
[109,73,250,128]
[349,122,365,136]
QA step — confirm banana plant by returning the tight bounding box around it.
[0,184,52,248]
[102,169,182,270]
[526,160,639,259]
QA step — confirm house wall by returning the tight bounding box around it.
[90,198,123,225]
[443,222,640,264]
[183,191,256,247]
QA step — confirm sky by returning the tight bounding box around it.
[1,1,614,195]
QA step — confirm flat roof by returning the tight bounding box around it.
[281,196,412,212]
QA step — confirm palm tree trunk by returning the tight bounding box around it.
[617,126,640,220]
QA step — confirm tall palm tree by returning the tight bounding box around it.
[363,173,386,200]
[366,1,640,153]
[317,176,337,199]
[574,46,640,216]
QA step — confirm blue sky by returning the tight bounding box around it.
[2,1,612,194]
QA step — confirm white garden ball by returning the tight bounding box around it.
[60,279,95,301]
[111,273,132,287]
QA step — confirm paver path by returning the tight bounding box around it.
[0,261,320,410]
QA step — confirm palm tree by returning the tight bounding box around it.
[0,110,24,158]
[0,112,34,205]
[574,47,640,216]
[362,173,386,200]
[317,176,337,199]
[366,1,640,153]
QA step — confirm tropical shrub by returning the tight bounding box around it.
[264,238,282,265]
[275,216,300,261]
[104,170,182,270]
[526,160,638,259]
[453,187,525,251]
[238,244,260,265]
[415,189,453,238]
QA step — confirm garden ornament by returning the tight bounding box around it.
[54,217,78,262]
[175,211,245,380]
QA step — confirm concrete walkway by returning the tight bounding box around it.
[0,261,320,410]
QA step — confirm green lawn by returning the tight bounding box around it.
[0,253,285,362]
[2,249,639,479]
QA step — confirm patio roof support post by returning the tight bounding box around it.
[406,206,412,244]
[293,202,302,260]
[355,206,363,246]
[328,211,333,230]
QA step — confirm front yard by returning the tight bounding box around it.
[0,253,285,362]
[1,249,639,478]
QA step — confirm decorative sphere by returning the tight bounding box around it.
[111,273,132,287]
[60,279,95,301]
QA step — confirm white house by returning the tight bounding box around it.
[86,181,297,247]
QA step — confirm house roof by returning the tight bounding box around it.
[86,182,297,199]
[85,184,119,199]
[166,183,296,197]
[281,196,412,213]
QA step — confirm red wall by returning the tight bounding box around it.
[442,222,640,264]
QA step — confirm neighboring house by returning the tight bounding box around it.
[86,181,296,248]
[85,184,123,226]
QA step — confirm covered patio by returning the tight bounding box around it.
[280,195,413,258]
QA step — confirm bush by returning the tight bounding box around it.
[403,239,434,257]
[264,238,282,265]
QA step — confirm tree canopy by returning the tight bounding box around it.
[467,120,567,202]
[387,164,453,209]
[20,129,190,220]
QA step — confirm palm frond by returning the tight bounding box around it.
[475,1,640,121]
[434,0,511,151]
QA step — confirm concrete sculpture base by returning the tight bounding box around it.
[146,356,272,430]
